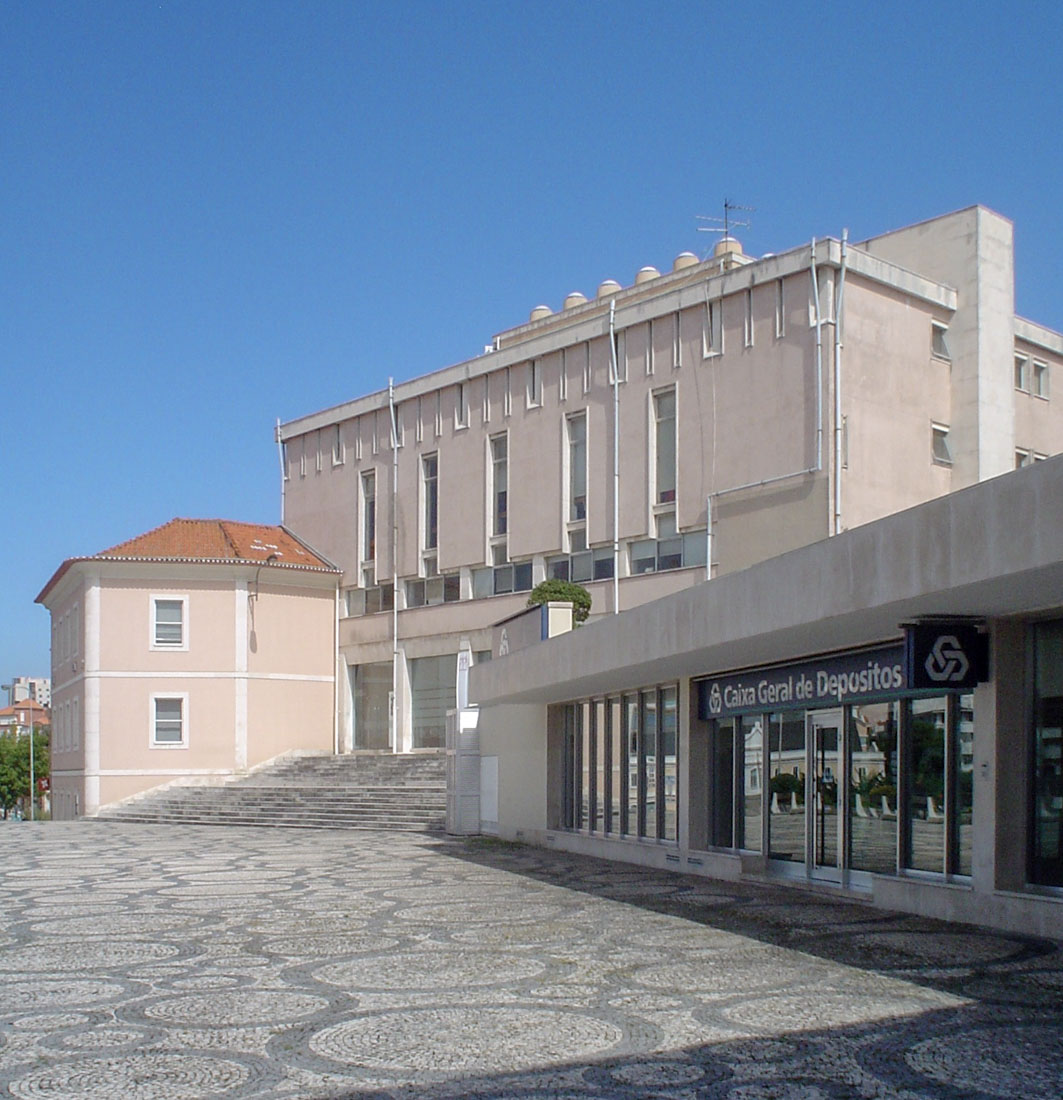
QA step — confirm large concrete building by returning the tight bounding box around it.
[278,206,1063,757]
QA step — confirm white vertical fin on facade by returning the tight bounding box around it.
[83,572,101,814]
[235,580,248,770]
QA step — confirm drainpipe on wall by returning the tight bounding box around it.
[333,584,340,756]
[834,230,848,536]
[609,300,620,615]
[388,378,400,753]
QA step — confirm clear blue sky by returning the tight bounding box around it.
[3,0,1062,681]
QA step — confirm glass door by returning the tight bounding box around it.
[808,709,842,882]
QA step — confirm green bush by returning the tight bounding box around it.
[527,579,591,624]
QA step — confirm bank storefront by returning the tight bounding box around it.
[691,639,976,890]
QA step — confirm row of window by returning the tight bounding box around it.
[1015,353,1051,399]
[52,698,80,753]
[561,688,680,842]
[287,273,841,479]
[52,604,80,667]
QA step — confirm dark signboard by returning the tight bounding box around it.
[904,622,988,691]
[697,644,906,720]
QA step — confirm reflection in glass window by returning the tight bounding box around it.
[767,713,805,863]
[661,686,678,841]
[848,702,899,874]
[907,698,947,874]
[712,718,735,848]
[641,689,658,839]
[742,715,763,852]
[1032,621,1063,887]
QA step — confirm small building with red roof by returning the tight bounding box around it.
[36,519,341,818]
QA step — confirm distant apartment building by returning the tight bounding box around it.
[36,520,340,818]
[6,676,51,707]
[278,206,1063,756]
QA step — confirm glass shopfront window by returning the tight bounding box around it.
[741,715,763,852]
[906,698,947,874]
[558,684,679,846]
[848,702,899,875]
[1031,620,1063,888]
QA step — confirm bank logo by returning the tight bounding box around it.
[924,634,970,683]
[708,682,722,715]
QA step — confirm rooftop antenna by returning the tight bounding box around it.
[696,199,755,258]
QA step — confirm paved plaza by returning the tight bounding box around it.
[1,823,1062,1099]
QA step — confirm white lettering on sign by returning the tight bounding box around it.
[815,661,903,701]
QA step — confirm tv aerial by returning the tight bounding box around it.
[696,199,755,258]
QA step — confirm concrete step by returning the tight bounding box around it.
[95,751,448,832]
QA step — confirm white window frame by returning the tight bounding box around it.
[931,422,952,467]
[150,692,189,749]
[503,367,512,417]
[527,359,543,408]
[646,319,655,375]
[315,429,323,472]
[282,441,290,481]
[672,312,682,369]
[332,423,345,466]
[702,299,723,358]
[1015,354,1030,392]
[1016,448,1032,469]
[482,375,491,422]
[744,287,754,348]
[610,329,627,383]
[775,278,785,338]
[931,322,951,362]
[1033,360,1050,400]
[150,594,189,652]
[559,347,568,402]
[581,342,592,394]
[455,381,469,429]
[299,439,307,478]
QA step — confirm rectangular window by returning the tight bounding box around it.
[332,423,344,465]
[559,348,568,402]
[1033,360,1049,399]
[645,320,654,375]
[1016,354,1030,392]
[152,596,187,650]
[582,343,592,394]
[610,329,627,383]
[391,402,403,448]
[361,471,376,561]
[282,441,289,480]
[654,388,677,504]
[491,433,508,537]
[152,695,187,748]
[315,430,323,472]
[703,299,723,357]
[434,391,443,437]
[504,367,512,417]
[1016,449,1032,469]
[775,278,785,338]
[568,412,587,521]
[422,454,438,551]
[416,397,424,443]
[456,382,468,428]
[931,322,951,361]
[931,423,952,466]
[672,312,682,368]
[482,375,491,422]
[744,288,754,347]
[299,440,307,478]
[1031,619,1063,887]
[527,359,542,407]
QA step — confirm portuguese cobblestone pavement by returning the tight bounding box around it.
[1,823,1062,1099]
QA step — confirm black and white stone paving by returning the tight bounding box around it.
[1,822,1061,1098]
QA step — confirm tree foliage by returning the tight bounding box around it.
[0,728,50,817]
[527,579,592,624]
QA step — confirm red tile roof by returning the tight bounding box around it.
[99,519,330,566]
[36,519,338,604]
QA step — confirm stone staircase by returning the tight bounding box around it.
[94,751,447,832]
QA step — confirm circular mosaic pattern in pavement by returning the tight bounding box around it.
[12,1014,89,1031]
[310,1006,624,1075]
[314,949,545,991]
[56,1027,146,1050]
[144,990,329,1027]
[851,930,1025,968]
[8,1053,254,1099]
[261,931,397,958]
[0,941,179,972]
[395,899,564,925]
[906,1024,1063,1097]
[630,949,820,994]
[722,991,939,1032]
[0,979,127,1010]
[30,912,201,937]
